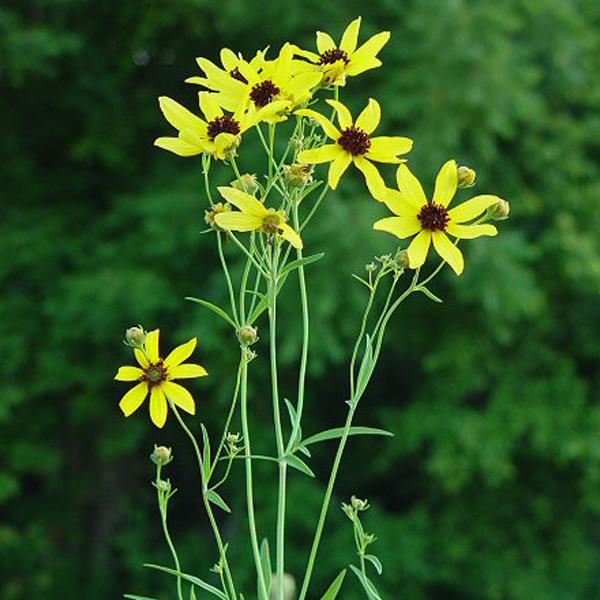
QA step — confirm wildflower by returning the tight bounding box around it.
[296,99,412,197]
[155,92,288,160]
[205,202,232,229]
[213,187,303,249]
[487,198,510,220]
[115,329,208,428]
[292,17,390,87]
[374,160,501,275]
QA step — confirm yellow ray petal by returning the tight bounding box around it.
[316,31,336,54]
[154,136,202,157]
[297,144,341,164]
[355,98,381,134]
[432,160,458,207]
[217,187,267,216]
[432,231,464,275]
[396,164,428,209]
[340,17,362,53]
[169,363,209,379]
[406,230,432,269]
[135,349,149,368]
[373,216,422,239]
[445,223,498,239]
[199,91,223,122]
[367,136,413,163]
[447,194,502,223]
[145,329,160,363]
[119,382,148,417]
[296,109,340,140]
[164,338,197,369]
[163,381,196,415]
[158,97,206,133]
[381,188,420,218]
[115,366,143,381]
[279,223,303,249]
[353,157,386,200]
[220,48,239,71]
[346,56,383,77]
[349,31,390,65]
[325,100,353,129]
[214,212,264,232]
[150,386,168,428]
[328,151,352,189]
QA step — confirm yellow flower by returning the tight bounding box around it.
[213,187,303,249]
[189,44,321,119]
[115,329,208,428]
[291,17,390,86]
[155,92,289,160]
[374,160,501,275]
[296,99,413,198]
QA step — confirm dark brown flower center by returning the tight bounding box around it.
[262,213,284,235]
[338,127,371,156]
[249,80,281,107]
[207,115,241,140]
[319,48,350,65]
[229,67,248,84]
[417,203,450,231]
[143,361,167,387]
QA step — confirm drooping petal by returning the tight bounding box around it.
[325,100,353,129]
[432,231,464,275]
[367,136,413,163]
[119,382,148,417]
[114,366,144,381]
[406,230,432,268]
[373,216,422,239]
[145,329,160,363]
[355,99,381,134]
[297,144,341,164]
[135,349,149,368]
[164,338,197,369]
[295,109,340,140]
[154,136,202,157]
[169,363,209,379]
[217,187,267,216]
[327,151,352,189]
[150,386,168,428]
[198,91,223,121]
[214,212,264,232]
[340,17,362,53]
[316,31,336,54]
[279,223,303,249]
[353,157,386,200]
[163,381,196,415]
[445,223,498,239]
[396,164,428,208]
[432,160,458,207]
[447,194,502,223]
[158,97,206,133]
[381,188,420,218]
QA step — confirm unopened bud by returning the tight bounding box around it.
[156,479,171,493]
[238,325,259,346]
[365,262,377,273]
[351,495,370,512]
[269,573,296,600]
[124,326,146,348]
[394,249,410,270]
[231,173,259,194]
[205,202,232,229]
[457,166,476,188]
[486,198,510,221]
[151,445,173,466]
[283,163,314,188]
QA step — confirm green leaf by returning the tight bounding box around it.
[349,565,382,600]
[284,454,315,477]
[144,564,227,600]
[319,569,346,600]
[284,398,302,448]
[190,587,197,600]
[279,252,324,278]
[365,554,383,575]
[186,297,237,328]
[351,273,372,289]
[124,595,161,600]
[201,423,212,480]
[259,538,272,600]
[206,489,231,513]
[355,334,374,399]
[414,285,443,303]
[302,427,394,448]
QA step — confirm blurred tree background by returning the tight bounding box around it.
[2,0,600,598]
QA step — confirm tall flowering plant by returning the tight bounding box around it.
[115,17,509,600]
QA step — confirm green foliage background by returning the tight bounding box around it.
[2,0,600,598]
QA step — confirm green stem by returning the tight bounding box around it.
[217,232,239,327]
[228,232,268,277]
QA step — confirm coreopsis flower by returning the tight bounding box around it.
[292,17,390,86]
[155,92,288,160]
[213,186,303,249]
[296,99,413,198]
[374,160,501,275]
[115,329,207,428]
[189,43,321,119]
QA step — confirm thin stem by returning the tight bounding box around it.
[300,183,330,231]
[217,232,239,327]
[228,232,268,277]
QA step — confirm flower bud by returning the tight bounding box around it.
[457,165,476,188]
[269,573,296,600]
[124,326,146,348]
[394,249,410,270]
[156,478,171,493]
[205,202,232,229]
[231,173,259,194]
[351,495,370,512]
[238,325,259,346]
[365,262,377,273]
[151,445,173,466]
[283,163,314,188]
[486,198,510,221]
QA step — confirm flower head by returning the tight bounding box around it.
[154,92,288,160]
[296,99,412,198]
[374,160,502,275]
[292,17,390,86]
[115,329,208,428]
[213,187,303,249]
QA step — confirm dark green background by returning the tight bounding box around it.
[2,0,600,598]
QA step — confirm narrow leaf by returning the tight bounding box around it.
[302,427,393,448]
[279,253,324,278]
[186,297,237,328]
[284,454,315,477]
[415,285,443,303]
[259,539,272,599]
[355,334,374,398]
[365,554,383,575]
[349,565,382,600]
[144,564,226,600]
[124,596,160,600]
[201,423,212,480]
[206,489,231,513]
[319,569,347,600]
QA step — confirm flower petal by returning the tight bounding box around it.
[114,366,144,381]
[279,223,303,249]
[346,56,383,77]
[396,164,428,208]
[373,216,422,239]
[445,223,498,239]
[150,386,168,428]
[327,151,352,189]
[432,160,458,207]
[154,136,202,157]
[406,230,432,269]
[353,157,386,200]
[448,194,502,223]
[164,338,197,368]
[340,17,361,53]
[169,363,209,379]
[135,349,149,368]
[145,329,160,363]
[217,186,267,216]
[325,100,353,129]
[347,31,390,73]
[316,31,336,54]
[296,109,340,140]
[158,97,206,133]
[367,136,413,163]
[355,99,381,134]
[297,144,341,164]
[119,382,148,417]
[432,231,464,275]
[381,188,420,218]
[198,91,223,122]
[214,212,264,232]
[163,381,196,415]
[220,47,239,71]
